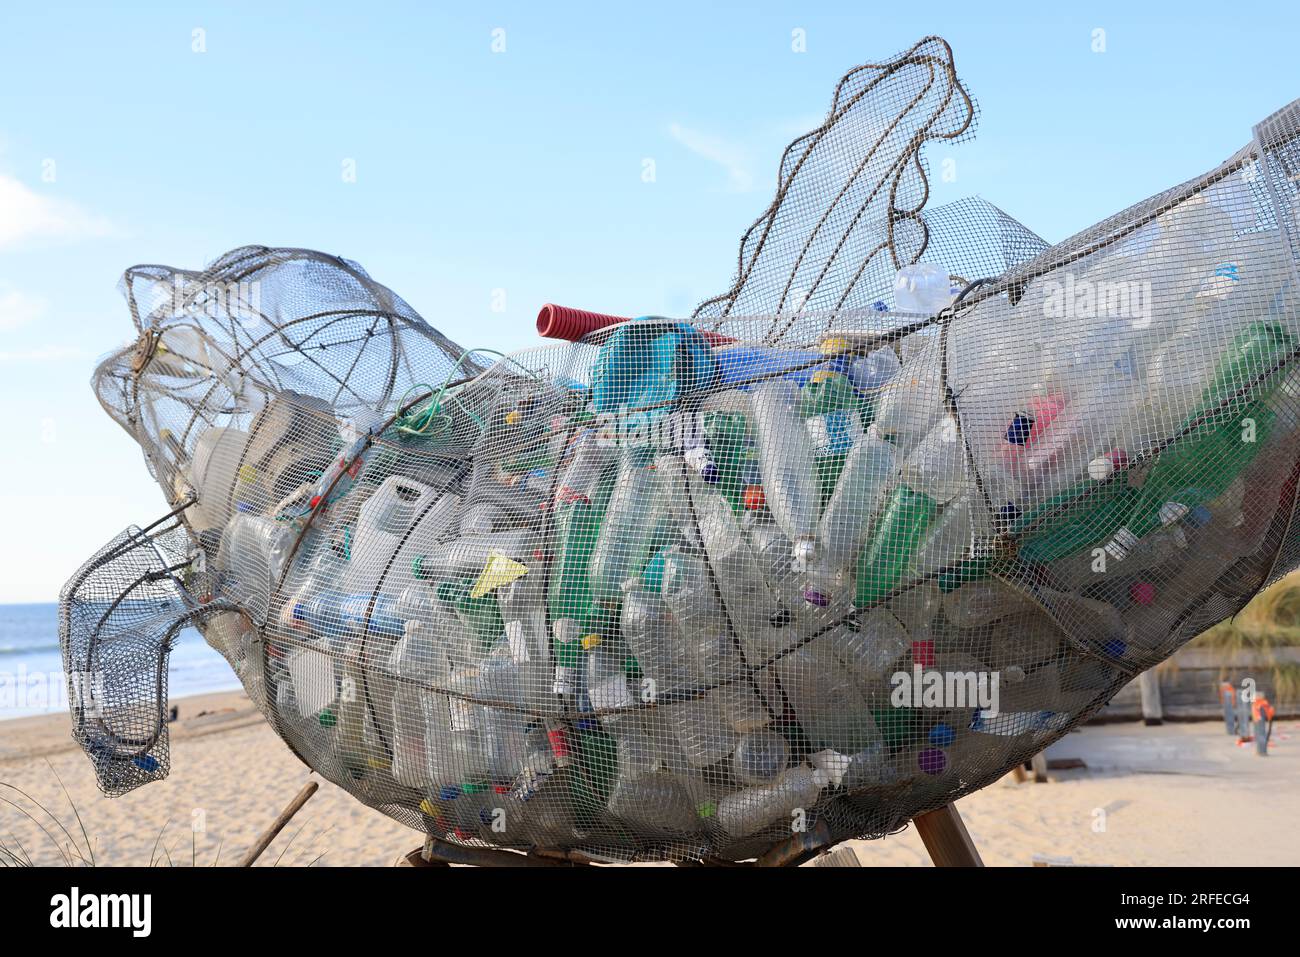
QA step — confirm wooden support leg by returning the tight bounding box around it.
[1139,669,1163,726]
[1030,750,1049,782]
[913,803,983,867]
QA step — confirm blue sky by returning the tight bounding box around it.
[1,1,1297,602]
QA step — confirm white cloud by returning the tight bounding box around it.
[0,173,118,248]
[668,123,755,193]
[0,281,49,331]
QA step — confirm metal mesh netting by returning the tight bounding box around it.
[60,38,1300,863]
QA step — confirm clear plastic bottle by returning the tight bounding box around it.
[856,416,968,607]
[750,379,822,570]
[808,426,898,601]
[386,611,452,790]
[583,634,634,726]
[872,332,946,452]
[775,642,878,752]
[826,613,910,689]
[660,546,770,732]
[619,580,738,768]
[588,447,672,602]
[893,263,953,315]
[731,728,791,786]
[714,764,829,839]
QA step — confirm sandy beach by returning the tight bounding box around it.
[2,692,1297,867]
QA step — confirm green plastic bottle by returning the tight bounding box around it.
[548,457,616,632]
[435,579,503,653]
[1103,322,1294,561]
[701,411,758,515]
[855,417,966,607]
[856,487,941,606]
[936,478,1137,593]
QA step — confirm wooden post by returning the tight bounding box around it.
[239,781,319,866]
[1030,750,1049,782]
[1139,669,1163,726]
[913,803,983,867]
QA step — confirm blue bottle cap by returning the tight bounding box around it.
[1005,413,1034,446]
[438,784,461,801]
[1103,638,1127,658]
[928,724,956,748]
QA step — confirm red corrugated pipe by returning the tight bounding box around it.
[536,303,737,345]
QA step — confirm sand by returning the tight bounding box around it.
[2,692,1297,867]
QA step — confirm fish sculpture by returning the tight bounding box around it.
[60,37,1300,863]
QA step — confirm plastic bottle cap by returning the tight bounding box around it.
[809,749,851,787]
[1158,502,1190,526]
[742,485,766,510]
[1130,581,1157,606]
[792,539,816,572]
[918,749,947,775]
[580,634,602,651]
[505,410,523,425]
[1087,456,1114,481]
[820,336,852,355]
[802,586,830,607]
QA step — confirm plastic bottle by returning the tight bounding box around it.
[216,513,298,619]
[715,764,829,839]
[588,446,673,602]
[775,642,878,752]
[827,612,911,689]
[871,332,946,451]
[475,650,530,781]
[691,485,798,648]
[583,635,634,725]
[855,416,967,607]
[553,429,617,506]
[548,447,616,630]
[387,615,452,789]
[411,527,538,583]
[731,729,791,786]
[661,546,771,731]
[604,728,703,836]
[1102,322,1295,561]
[434,579,504,658]
[496,567,554,712]
[800,370,865,500]
[846,346,902,396]
[697,409,762,514]
[289,589,407,640]
[807,426,898,602]
[750,379,822,570]
[894,263,953,315]
[618,581,738,768]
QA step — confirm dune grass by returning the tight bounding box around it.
[1178,569,1300,702]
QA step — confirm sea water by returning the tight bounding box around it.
[0,603,241,721]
